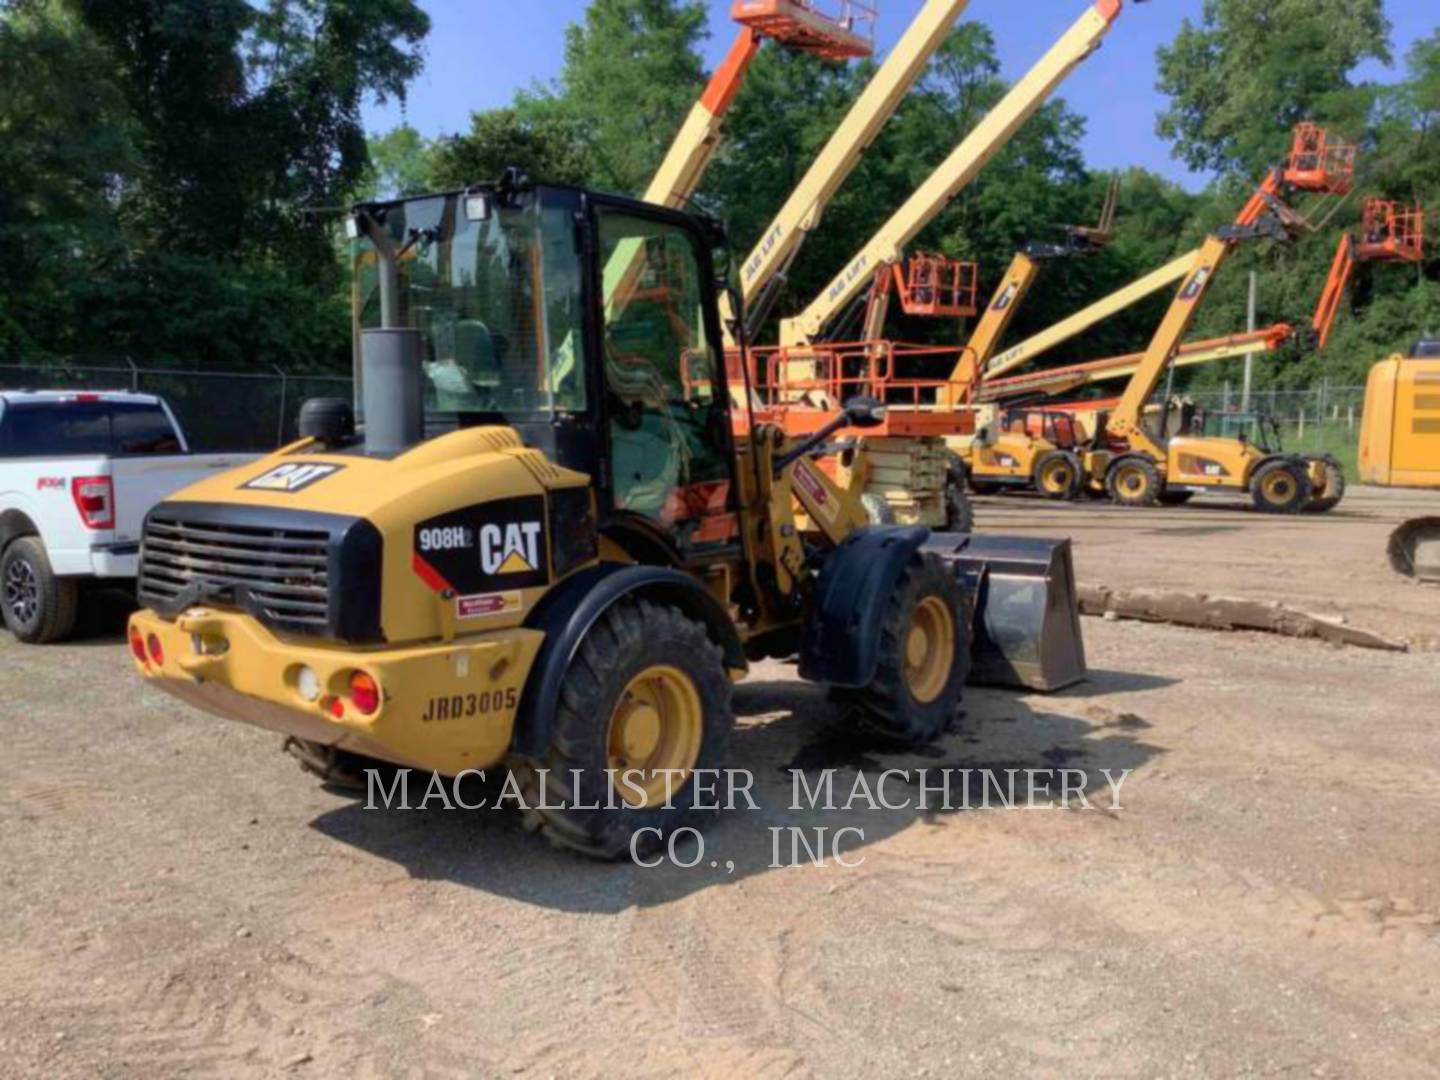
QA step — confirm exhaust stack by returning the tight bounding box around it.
[361,327,423,455]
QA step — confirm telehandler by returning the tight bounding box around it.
[128,176,1084,858]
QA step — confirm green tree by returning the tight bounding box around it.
[0,0,429,369]
[79,0,429,277]
[0,0,133,356]
[1156,0,1390,178]
[364,124,435,199]
[535,0,708,194]
[428,106,595,190]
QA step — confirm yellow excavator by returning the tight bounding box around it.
[127,175,1085,858]
[1364,339,1440,584]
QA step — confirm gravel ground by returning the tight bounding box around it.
[1,493,1438,1077]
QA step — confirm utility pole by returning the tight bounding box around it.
[1241,271,1257,412]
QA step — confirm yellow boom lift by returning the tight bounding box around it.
[646,0,876,211]
[780,0,1123,348]
[721,0,977,343]
[739,0,1125,526]
[127,174,1087,859]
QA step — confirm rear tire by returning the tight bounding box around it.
[1250,459,1311,514]
[1033,450,1083,500]
[1305,459,1346,513]
[855,553,969,745]
[944,456,975,533]
[518,599,734,859]
[1,537,78,644]
[1106,457,1162,508]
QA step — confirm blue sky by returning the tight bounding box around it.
[364,1,1436,191]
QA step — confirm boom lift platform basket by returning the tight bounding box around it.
[731,0,877,60]
[730,340,974,437]
[885,253,981,318]
[1312,199,1425,348]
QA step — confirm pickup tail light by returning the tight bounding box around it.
[71,476,115,530]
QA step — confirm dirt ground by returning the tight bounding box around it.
[976,483,1440,650]
[2,489,1439,1078]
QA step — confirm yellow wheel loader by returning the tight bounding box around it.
[127,177,1086,858]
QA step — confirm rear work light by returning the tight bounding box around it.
[146,633,164,666]
[129,628,147,665]
[71,476,115,530]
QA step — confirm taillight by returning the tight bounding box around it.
[146,633,164,666]
[129,628,147,665]
[71,476,115,530]
[347,671,380,715]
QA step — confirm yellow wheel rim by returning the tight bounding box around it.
[1119,467,1146,496]
[1041,461,1073,494]
[903,596,956,705]
[1263,471,1294,502]
[606,665,703,808]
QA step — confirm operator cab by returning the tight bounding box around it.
[349,178,738,563]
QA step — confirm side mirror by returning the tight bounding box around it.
[843,396,887,429]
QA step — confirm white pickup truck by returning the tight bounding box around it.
[0,390,257,643]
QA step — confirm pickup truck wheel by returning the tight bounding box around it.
[852,553,969,746]
[2,537,78,644]
[517,598,734,860]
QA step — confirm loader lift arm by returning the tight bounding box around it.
[778,0,1124,347]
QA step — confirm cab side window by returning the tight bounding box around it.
[596,210,733,553]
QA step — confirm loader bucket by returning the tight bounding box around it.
[921,532,1087,691]
[1388,517,1440,583]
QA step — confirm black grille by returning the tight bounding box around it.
[141,515,331,627]
[137,501,384,643]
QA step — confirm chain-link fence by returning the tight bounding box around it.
[0,362,353,452]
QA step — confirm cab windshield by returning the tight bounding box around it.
[353,189,586,424]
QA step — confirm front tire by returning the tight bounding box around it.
[1305,459,1346,513]
[1033,449,1083,500]
[1250,459,1311,514]
[518,598,734,859]
[1106,457,1162,508]
[1,537,78,644]
[855,553,969,745]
